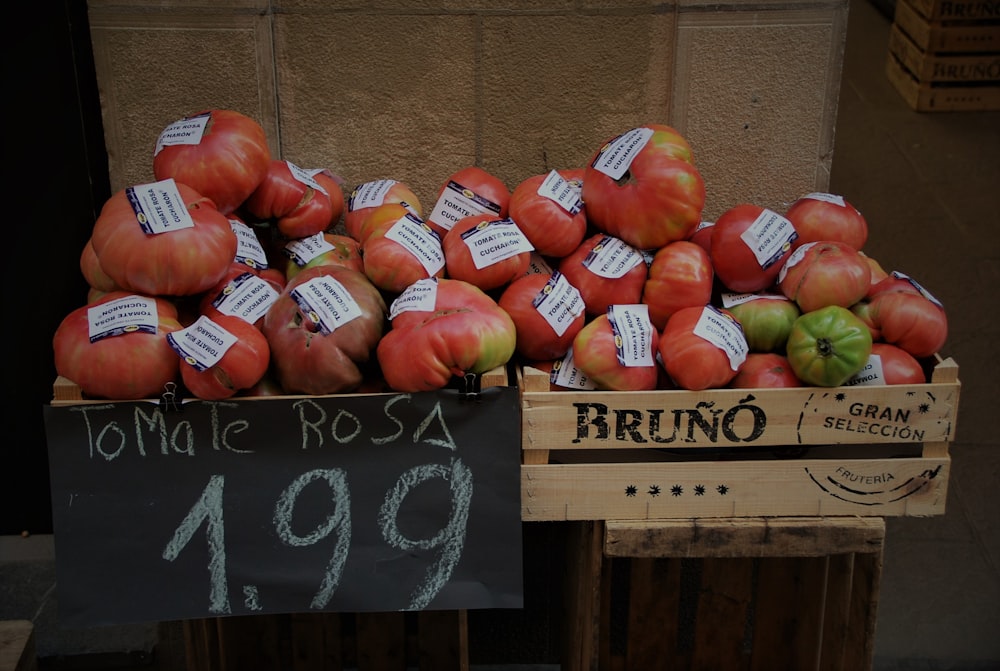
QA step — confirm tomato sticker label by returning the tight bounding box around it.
[460,218,534,269]
[524,252,554,277]
[230,219,270,270]
[283,233,335,267]
[801,192,846,207]
[126,178,196,235]
[287,161,328,196]
[426,180,504,233]
[536,170,584,215]
[87,295,160,342]
[349,179,397,211]
[739,208,797,270]
[153,111,211,155]
[583,236,643,278]
[550,348,597,390]
[845,354,887,387]
[532,272,585,337]
[777,241,819,283]
[890,271,944,307]
[693,306,749,371]
[290,276,363,335]
[720,291,791,308]
[384,213,446,275]
[608,304,655,367]
[209,272,280,324]
[389,277,439,320]
[590,127,654,181]
[167,316,238,372]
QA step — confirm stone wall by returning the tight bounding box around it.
[86,0,849,222]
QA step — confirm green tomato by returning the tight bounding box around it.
[786,305,872,387]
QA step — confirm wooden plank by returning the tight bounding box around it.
[907,0,1000,20]
[819,553,855,671]
[751,557,828,671]
[690,558,753,671]
[843,546,884,670]
[215,615,282,671]
[623,558,679,670]
[416,610,468,671]
[355,613,406,671]
[183,619,222,671]
[604,518,886,559]
[563,521,604,671]
[522,457,948,521]
[520,359,959,450]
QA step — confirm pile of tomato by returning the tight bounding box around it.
[52,110,948,400]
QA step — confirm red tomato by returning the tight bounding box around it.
[442,214,532,292]
[688,221,715,255]
[860,252,889,288]
[507,168,588,258]
[868,342,926,385]
[498,271,587,360]
[361,211,446,294]
[425,166,510,239]
[90,179,238,297]
[784,192,868,250]
[641,240,714,330]
[557,233,647,317]
[582,124,705,250]
[777,241,871,313]
[729,353,803,388]
[284,232,364,282]
[244,160,345,239]
[152,109,271,215]
[176,314,271,400]
[657,305,748,391]
[867,276,948,358]
[377,278,517,392]
[710,204,797,293]
[344,179,423,242]
[572,307,660,391]
[79,238,119,294]
[723,293,800,353]
[53,291,182,400]
[262,266,387,394]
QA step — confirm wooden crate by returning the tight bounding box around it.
[892,0,1000,52]
[519,356,960,521]
[182,611,468,671]
[886,48,1000,109]
[563,517,885,671]
[0,621,38,671]
[889,23,1000,82]
[905,0,1000,22]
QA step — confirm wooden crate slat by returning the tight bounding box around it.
[819,553,855,671]
[843,547,883,670]
[604,517,886,559]
[289,613,342,671]
[523,456,949,521]
[623,557,681,670]
[416,610,469,671]
[750,556,829,670]
[690,557,754,671]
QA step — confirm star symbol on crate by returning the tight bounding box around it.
[835,392,846,402]
[694,485,706,496]
[648,485,661,497]
[625,485,637,497]
[671,484,683,497]
[919,402,930,413]
[717,484,729,495]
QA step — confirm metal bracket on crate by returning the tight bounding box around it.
[159,381,181,413]
[459,372,481,401]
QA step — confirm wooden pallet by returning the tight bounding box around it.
[563,517,885,671]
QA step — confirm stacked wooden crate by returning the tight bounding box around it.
[886,0,1000,110]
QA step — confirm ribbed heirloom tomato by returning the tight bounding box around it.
[786,305,873,387]
[582,124,705,250]
[173,314,270,400]
[641,240,714,330]
[657,305,749,391]
[507,168,588,258]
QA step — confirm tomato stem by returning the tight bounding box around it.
[817,337,834,358]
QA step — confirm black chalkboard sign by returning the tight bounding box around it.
[43,386,523,627]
